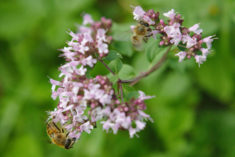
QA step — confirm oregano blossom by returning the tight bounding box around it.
[47,6,215,147]
[131,6,216,66]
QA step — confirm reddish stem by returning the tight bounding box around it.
[120,46,172,85]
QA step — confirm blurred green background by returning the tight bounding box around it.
[0,0,235,157]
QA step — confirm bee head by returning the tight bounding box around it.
[139,21,149,27]
[64,137,76,149]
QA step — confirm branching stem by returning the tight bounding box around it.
[97,57,115,75]
[98,46,172,99]
[120,46,172,85]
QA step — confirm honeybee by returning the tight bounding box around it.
[46,121,76,149]
[131,21,152,47]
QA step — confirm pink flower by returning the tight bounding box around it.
[68,130,81,139]
[189,24,203,35]
[50,79,61,92]
[138,110,151,121]
[195,55,207,67]
[96,29,109,55]
[164,23,182,45]
[80,121,94,134]
[79,40,90,54]
[143,15,155,25]
[97,42,108,55]
[200,48,210,56]
[83,32,93,43]
[102,120,116,133]
[182,35,197,48]
[133,6,145,20]
[77,66,87,76]
[135,120,146,130]
[99,94,112,105]
[152,30,159,39]
[83,14,94,25]
[129,127,137,138]
[79,26,92,34]
[69,31,79,41]
[91,107,104,122]
[163,9,176,19]
[203,35,215,49]
[81,56,97,67]
[138,91,155,100]
[61,47,75,60]
[175,51,187,62]
[96,29,107,42]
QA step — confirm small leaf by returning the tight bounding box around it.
[111,41,133,57]
[146,38,159,62]
[125,91,139,101]
[104,50,122,61]
[108,58,123,73]
[107,73,119,84]
[122,85,139,101]
[118,64,135,80]
[177,45,186,51]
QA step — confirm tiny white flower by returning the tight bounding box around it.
[133,6,145,20]
[164,23,182,45]
[80,121,94,134]
[203,35,215,49]
[129,127,137,138]
[189,24,203,34]
[163,9,176,19]
[175,51,187,62]
[143,15,155,25]
[50,79,61,92]
[200,48,210,56]
[77,66,87,76]
[182,35,197,48]
[138,91,155,100]
[83,14,94,25]
[135,120,146,130]
[195,55,207,67]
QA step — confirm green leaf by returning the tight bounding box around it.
[177,45,187,51]
[108,58,123,73]
[107,73,119,84]
[122,85,139,101]
[125,91,139,101]
[104,50,122,61]
[118,64,135,80]
[112,41,133,57]
[112,23,132,41]
[145,38,160,62]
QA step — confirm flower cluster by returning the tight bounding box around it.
[47,6,215,146]
[132,6,215,66]
[101,91,154,138]
[48,14,153,141]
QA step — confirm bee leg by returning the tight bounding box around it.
[143,37,148,43]
[146,35,152,37]
[145,33,153,38]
